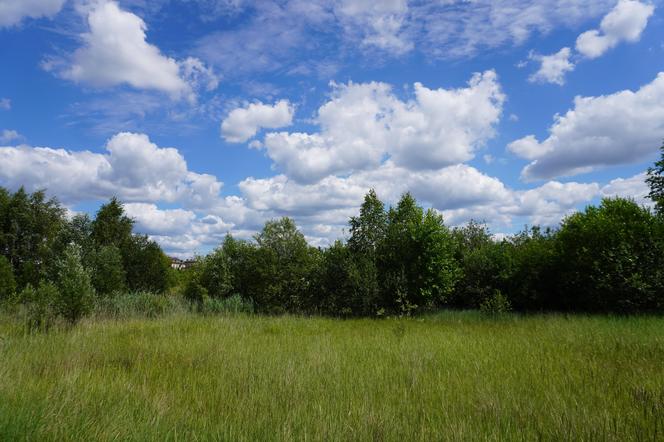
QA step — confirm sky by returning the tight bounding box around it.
[1,0,663,257]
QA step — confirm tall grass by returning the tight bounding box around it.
[0,312,662,440]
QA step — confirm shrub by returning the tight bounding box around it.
[557,198,664,313]
[184,279,208,304]
[91,244,126,295]
[480,290,512,315]
[19,282,59,332]
[54,244,95,324]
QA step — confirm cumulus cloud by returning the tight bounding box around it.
[259,71,504,183]
[0,98,10,110]
[600,172,651,206]
[49,1,217,100]
[510,72,664,180]
[0,132,223,207]
[221,100,294,143]
[237,161,605,245]
[124,203,197,236]
[0,0,65,27]
[529,47,575,85]
[576,0,655,59]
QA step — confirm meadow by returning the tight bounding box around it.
[1,311,663,441]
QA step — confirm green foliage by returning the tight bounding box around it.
[451,222,506,308]
[0,255,16,300]
[123,235,171,293]
[378,193,460,313]
[54,244,95,324]
[19,282,59,332]
[252,217,318,312]
[91,244,126,295]
[557,198,664,312]
[479,290,512,314]
[646,141,664,216]
[90,197,134,248]
[313,241,377,316]
[184,279,208,304]
[199,247,233,298]
[348,189,387,255]
[0,187,65,289]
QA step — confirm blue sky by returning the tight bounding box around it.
[1,0,663,257]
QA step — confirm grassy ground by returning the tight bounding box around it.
[0,312,663,441]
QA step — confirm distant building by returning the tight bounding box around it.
[169,257,196,270]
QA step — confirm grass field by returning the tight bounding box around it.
[1,312,663,441]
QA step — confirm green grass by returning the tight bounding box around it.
[1,312,663,441]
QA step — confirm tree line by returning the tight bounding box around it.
[1,143,664,322]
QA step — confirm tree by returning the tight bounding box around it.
[378,193,460,313]
[54,244,95,324]
[91,197,134,248]
[557,198,664,312]
[123,235,171,293]
[0,187,65,288]
[253,218,318,312]
[646,141,664,216]
[91,244,126,295]
[348,189,387,255]
[0,255,15,300]
[346,190,387,313]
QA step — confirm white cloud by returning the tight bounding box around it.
[0,98,10,110]
[576,0,655,59]
[0,130,21,144]
[511,72,664,180]
[221,100,294,143]
[50,1,217,100]
[529,47,575,85]
[0,132,223,207]
[124,203,196,235]
[600,172,652,206]
[0,0,65,27]
[259,71,504,183]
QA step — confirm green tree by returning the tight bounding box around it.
[253,218,317,312]
[313,241,378,316]
[0,187,65,288]
[0,255,16,300]
[91,244,126,295]
[123,235,171,293]
[54,244,95,324]
[378,193,460,313]
[346,190,387,313]
[557,198,664,312]
[91,197,134,248]
[348,189,387,255]
[646,141,664,216]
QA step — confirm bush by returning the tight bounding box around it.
[480,290,512,315]
[91,244,126,295]
[0,255,16,300]
[184,279,208,304]
[19,282,59,332]
[557,198,664,313]
[54,244,95,324]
